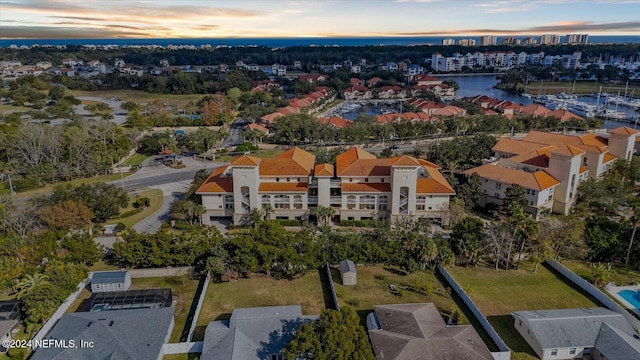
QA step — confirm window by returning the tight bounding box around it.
[485,179,488,182]
[518,320,522,326]
[495,182,502,190]
[287,178,290,182]
[364,178,369,183]
[526,189,530,195]
[350,178,353,182]
[569,348,576,355]
[381,178,385,182]
[551,349,558,356]
[297,178,301,182]
[531,190,536,196]
[276,177,280,182]
[494,193,500,199]
[529,201,533,206]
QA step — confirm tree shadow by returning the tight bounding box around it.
[383,266,407,276]
[192,325,207,342]
[179,275,207,342]
[318,267,338,310]
[256,318,310,359]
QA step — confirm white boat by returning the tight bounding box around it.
[597,108,627,120]
[569,102,598,118]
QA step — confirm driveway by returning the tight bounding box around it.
[76,96,128,124]
[132,180,192,233]
[225,119,249,146]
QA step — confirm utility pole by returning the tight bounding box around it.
[119,164,125,190]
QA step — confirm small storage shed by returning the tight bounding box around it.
[91,271,131,293]
[340,260,357,286]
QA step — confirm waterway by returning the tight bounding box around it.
[341,74,638,130]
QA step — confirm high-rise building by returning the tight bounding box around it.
[566,34,589,44]
[523,37,537,46]
[442,38,455,46]
[458,38,476,46]
[480,35,497,46]
[502,37,521,46]
[540,34,561,45]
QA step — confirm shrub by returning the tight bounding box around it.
[134,197,151,208]
[116,207,143,218]
[339,220,378,228]
[346,299,360,307]
[235,142,258,152]
[113,223,127,233]
[277,219,302,226]
[165,276,185,286]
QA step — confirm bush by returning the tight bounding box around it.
[235,142,258,153]
[115,207,143,218]
[346,299,360,307]
[165,276,185,286]
[277,219,303,226]
[134,197,150,208]
[9,177,40,192]
[113,223,127,233]
[339,220,378,228]
[173,221,196,230]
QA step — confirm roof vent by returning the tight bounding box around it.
[87,322,92,327]
[385,312,392,318]
[109,321,114,327]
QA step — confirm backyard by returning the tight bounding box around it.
[130,276,200,343]
[447,262,601,360]
[331,266,466,324]
[193,272,326,341]
[561,259,640,286]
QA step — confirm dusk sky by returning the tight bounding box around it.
[1,0,639,39]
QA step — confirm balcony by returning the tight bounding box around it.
[330,196,342,204]
[360,198,376,204]
[274,198,290,204]
[330,179,342,187]
[293,197,304,203]
[416,198,426,205]
[308,196,318,204]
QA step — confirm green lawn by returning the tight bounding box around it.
[66,288,92,313]
[0,324,33,360]
[163,354,200,360]
[525,81,640,95]
[447,263,601,360]
[15,172,132,198]
[561,260,640,286]
[0,103,31,114]
[70,89,206,108]
[107,188,164,228]
[122,153,150,167]
[131,276,200,343]
[194,272,326,341]
[88,260,120,272]
[331,266,465,324]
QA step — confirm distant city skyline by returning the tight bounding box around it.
[1,0,639,39]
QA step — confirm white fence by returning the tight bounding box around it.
[32,277,90,348]
[437,266,511,360]
[188,272,211,342]
[126,266,195,278]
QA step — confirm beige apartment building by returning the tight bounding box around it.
[197,147,455,225]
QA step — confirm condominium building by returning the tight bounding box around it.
[480,35,497,46]
[458,38,476,46]
[502,37,521,46]
[539,34,561,45]
[465,127,638,215]
[442,38,455,46]
[522,37,537,46]
[566,34,589,45]
[197,147,455,225]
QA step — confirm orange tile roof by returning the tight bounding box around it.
[317,117,352,128]
[341,183,391,193]
[231,155,261,166]
[417,178,455,194]
[520,104,551,117]
[258,182,308,192]
[257,147,315,176]
[609,126,639,136]
[260,112,284,123]
[550,145,585,157]
[245,123,269,134]
[580,166,588,173]
[196,166,234,193]
[547,109,583,122]
[465,164,560,190]
[492,138,548,155]
[603,153,617,163]
[506,148,553,168]
[523,131,607,154]
[314,163,335,177]
[279,147,315,172]
[422,167,455,193]
[336,147,377,174]
[392,155,421,167]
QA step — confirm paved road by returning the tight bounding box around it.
[132,180,192,233]
[225,119,249,146]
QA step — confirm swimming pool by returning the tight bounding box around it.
[618,289,640,309]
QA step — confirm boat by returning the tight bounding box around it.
[569,102,598,118]
[596,108,627,120]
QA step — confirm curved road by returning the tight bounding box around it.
[76,96,128,124]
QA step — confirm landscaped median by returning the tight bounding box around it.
[107,188,163,229]
[446,262,601,360]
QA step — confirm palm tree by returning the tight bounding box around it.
[262,204,274,221]
[16,273,49,298]
[313,205,336,227]
[193,204,205,226]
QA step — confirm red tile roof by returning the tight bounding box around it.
[609,126,639,136]
[317,117,352,128]
[465,164,560,190]
[314,163,335,177]
[196,166,234,193]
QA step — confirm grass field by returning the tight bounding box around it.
[525,81,640,96]
[447,262,601,360]
[107,188,163,228]
[163,354,200,360]
[130,276,200,343]
[122,152,150,167]
[15,172,132,198]
[87,260,120,272]
[194,272,326,341]
[331,266,465,324]
[215,149,284,162]
[66,288,92,313]
[70,89,206,108]
[0,103,31,114]
[561,260,640,286]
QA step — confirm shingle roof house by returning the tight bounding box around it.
[592,322,640,360]
[367,303,493,360]
[30,307,175,360]
[200,305,318,360]
[512,307,637,360]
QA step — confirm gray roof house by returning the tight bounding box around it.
[367,303,493,360]
[0,300,20,351]
[592,322,640,360]
[200,305,318,360]
[91,271,131,293]
[30,307,175,360]
[512,307,637,360]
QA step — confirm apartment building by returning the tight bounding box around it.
[465,127,638,215]
[566,33,589,44]
[480,35,497,46]
[197,147,455,225]
[539,34,561,45]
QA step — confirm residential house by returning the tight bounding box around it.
[375,112,432,123]
[244,123,271,137]
[343,86,372,101]
[512,308,636,360]
[197,147,455,225]
[465,127,637,215]
[201,306,317,360]
[0,301,20,352]
[317,116,352,128]
[30,307,175,360]
[366,77,383,87]
[406,64,424,76]
[367,303,494,360]
[592,322,640,360]
[377,86,407,99]
[350,78,364,87]
[299,73,329,83]
[351,64,362,74]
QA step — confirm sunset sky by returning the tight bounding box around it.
[1,0,639,39]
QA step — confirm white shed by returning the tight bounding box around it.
[91,271,131,293]
[340,260,357,286]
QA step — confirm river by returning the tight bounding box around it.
[340,74,638,131]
